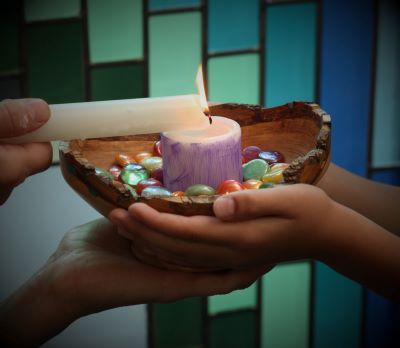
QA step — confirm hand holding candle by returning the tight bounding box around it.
[2,95,209,143]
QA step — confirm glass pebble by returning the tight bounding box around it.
[258,150,285,165]
[185,184,216,196]
[108,165,122,180]
[123,184,139,199]
[150,167,163,183]
[270,162,289,172]
[242,146,262,163]
[242,179,262,189]
[172,191,185,197]
[216,180,244,195]
[259,182,274,189]
[262,170,284,184]
[115,153,136,166]
[140,156,163,172]
[153,140,162,157]
[120,165,149,186]
[95,167,113,181]
[242,159,269,180]
[134,152,152,163]
[136,178,163,195]
[141,186,172,198]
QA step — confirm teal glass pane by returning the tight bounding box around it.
[208,0,259,53]
[0,79,21,99]
[26,22,84,103]
[209,310,257,348]
[314,262,362,348]
[25,0,80,22]
[0,3,19,72]
[209,54,259,104]
[372,0,400,167]
[261,262,311,348]
[208,283,257,315]
[91,64,145,101]
[149,0,200,10]
[149,12,201,97]
[152,298,203,348]
[88,0,143,63]
[265,3,317,107]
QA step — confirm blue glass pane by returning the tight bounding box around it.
[371,169,400,186]
[371,0,400,167]
[314,263,362,348]
[149,0,200,10]
[265,2,317,107]
[365,291,400,348]
[319,0,374,176]
[208,0,259,53]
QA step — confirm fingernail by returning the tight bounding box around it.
[213,196,236,219]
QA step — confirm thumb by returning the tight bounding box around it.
[213,185,301,221]
[0,98,50,138]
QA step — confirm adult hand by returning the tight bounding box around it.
[0,98,52,204]
[109,184,330,270]
[0,218,268,347]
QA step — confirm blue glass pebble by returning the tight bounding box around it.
[141,186,172,198]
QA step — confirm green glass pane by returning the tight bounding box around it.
[91,64,145,101]
[152,298,204,348]
[209,310,257,348]
[26,22,84,103]
[25,0,80,22]
[0,3,19,72]
[261,262,311,348]
[208,54,259,104]
[372,0,400,167]
[0,78,21,99]
[149,12,201,97]
[208,283,257,315]
[88,0,143,63]
[265,3,317,107]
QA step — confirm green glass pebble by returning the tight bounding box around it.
[141,186,172,198]
[242,159,269,180]
[259,182,274,189]
[95,167,113,181]
[123,184,139,200]
[120,166,149,186]
[139,156,163,172]
[185,184,216,196]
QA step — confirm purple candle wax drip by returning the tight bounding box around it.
[161,116,242,192]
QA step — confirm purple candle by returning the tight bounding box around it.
[161,116,242,192]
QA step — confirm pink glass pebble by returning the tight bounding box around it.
[108,164,122,180]
[150,167,163,183]
[242,146,262,163]
[153,140,162,157]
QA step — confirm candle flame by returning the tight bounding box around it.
[196,64,209,113]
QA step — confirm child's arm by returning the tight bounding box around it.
[318,164,400,236]
[110,178,400,302]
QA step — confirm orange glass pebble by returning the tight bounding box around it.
[242,179,262,189]
[115,153,136,167]
[216,180,245,195]
[172,191,185,197]
[134,152,152,163]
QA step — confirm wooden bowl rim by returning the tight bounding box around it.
[59,101,331,213]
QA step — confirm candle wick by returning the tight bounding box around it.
[204,111,213,125]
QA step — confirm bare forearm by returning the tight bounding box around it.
[318,201,400,301]
[318,164,400,235]
[0,268,76,347]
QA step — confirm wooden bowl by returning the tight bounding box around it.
[59,101,331,218]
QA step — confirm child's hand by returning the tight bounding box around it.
[109,184,332,270]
